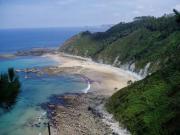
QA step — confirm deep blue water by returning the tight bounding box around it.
[0,27,107,54]
[0,27,98,135]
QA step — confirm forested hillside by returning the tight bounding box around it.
[59,10,180,135]
[106,10,180,135]
[106,50,180,135]
[59,12,180,77]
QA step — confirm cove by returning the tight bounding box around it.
[0,56,88,135]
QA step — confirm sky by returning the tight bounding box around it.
[0,0,180,29]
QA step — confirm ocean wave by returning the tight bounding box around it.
[78,75,91,93]
[97,104,131,135]
[82,80,91,93]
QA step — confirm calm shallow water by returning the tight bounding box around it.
[0,27,104,135]
[0,56,88,135]
[0,56,57,72]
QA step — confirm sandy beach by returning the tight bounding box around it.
[44,53,140,96]
[40,53,141,135]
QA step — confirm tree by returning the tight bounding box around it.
[0,68,21,109]
[127,80,133,85]
[173,9,180,23]
[8,68,15,82]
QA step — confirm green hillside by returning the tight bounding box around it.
[59,10,180,135]
[59,14,180,76]
[106,50,180,135]
[106,10,180,135]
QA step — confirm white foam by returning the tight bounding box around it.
[37,111,47,122]
[83,80,91,93]
[42,111,47,116]
[97,104,131,135]
[77,75,91,93]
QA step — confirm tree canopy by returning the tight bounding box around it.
[0,68,21,109]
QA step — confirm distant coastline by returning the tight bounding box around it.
[0,26,110,54]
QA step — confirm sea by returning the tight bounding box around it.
[0,27,107,135]
[0,27,107,54]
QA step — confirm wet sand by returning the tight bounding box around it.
[44,53,140,95]
[41,53,141,135]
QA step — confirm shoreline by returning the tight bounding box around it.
[0,52,141,134]
[45,53,142,80]
[41,53,141,134]
[43,53,141,95]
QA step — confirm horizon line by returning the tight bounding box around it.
[0,24,114,30]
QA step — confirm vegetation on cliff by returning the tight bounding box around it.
[106,50,180,135]
[105,10,180,135]
[59,10,180,135]
[59,11,180,75]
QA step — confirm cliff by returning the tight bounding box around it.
[59,15,180,77]
[59,11,180,135]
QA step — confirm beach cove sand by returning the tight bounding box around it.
[42,53,141,135]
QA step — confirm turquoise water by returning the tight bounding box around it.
[0,56,57,72]
[0,56,88,135]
